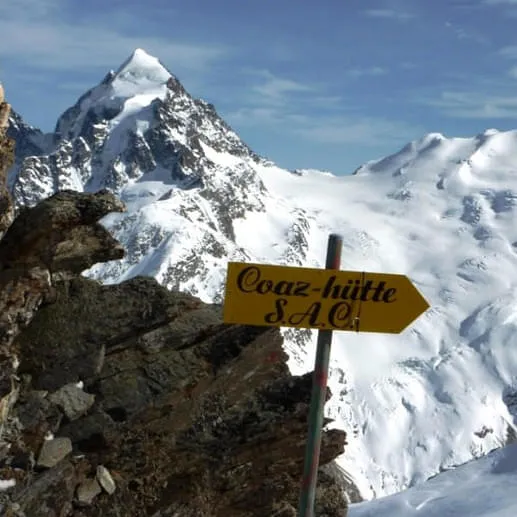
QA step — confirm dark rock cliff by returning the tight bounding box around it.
[0,89,348,516]
[0,87,14,238]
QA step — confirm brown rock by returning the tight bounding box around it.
[37,437,73,468]
[49,383,95,421]
[14,460,79,516]
[13,274,349,516]
[0,189,125,271]
[0,189,126,403]
[0,95,14,239]
[77,478,102,505]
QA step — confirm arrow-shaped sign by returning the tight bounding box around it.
[223,262,429,334]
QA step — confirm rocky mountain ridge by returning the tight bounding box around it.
[0,88,349,516]
[7,49,311,303]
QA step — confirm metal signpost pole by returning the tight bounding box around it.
[223,234,430,515]
[298,233,343,517]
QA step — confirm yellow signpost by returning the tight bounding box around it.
[223,262,430,333]
[222,236,430,517]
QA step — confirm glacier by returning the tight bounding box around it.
[349,443,517,516]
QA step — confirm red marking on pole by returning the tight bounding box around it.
[301,453,320,489]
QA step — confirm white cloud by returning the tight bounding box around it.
[0,0,227,74]
[483,0,517,4]
[294,117,420,145]
[241,71,357,114]
[227,66,416,146]
[421,91,517,119]
[227,107,281,125]
[226,106,420,146]
[509,67,517,79]
[444,21,489,44]
[234,70,358,125]
[0,0,60,19]
[364,9,415,21]
[483,0,517,16]
[499,46,517,59]
[310,96,345,108]
[249,70,312,103]
[347,67,388,79]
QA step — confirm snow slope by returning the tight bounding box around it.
[8,49,517,503]
[349,443,517,517]
[174,132,517,499]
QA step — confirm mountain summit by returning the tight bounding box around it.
[113,47,172,84]
[9,49,284,299]
[7,48,517,502]
[54,48,173,144]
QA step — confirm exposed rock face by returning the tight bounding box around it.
[7,109,52,174]
[6,275,347,516]
[0,189,126,405]
[0,90,348,516]
[0,92,18,412]
[0,85,14,238]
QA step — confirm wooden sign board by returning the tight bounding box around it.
[223,262,429,334]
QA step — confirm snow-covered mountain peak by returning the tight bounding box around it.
[353,132,446,177]
[12,47,264,207]
[113,48,171,87]
[9,50,277,298]
[354,129,517,197]
[483,128,499,135]
[53,49,177,145]
[106,48,182,107]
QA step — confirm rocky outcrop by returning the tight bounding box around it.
[0,84,14,238]
[0,93,348,515]
[1,272,348,516]
[11,277,347,516]
[0,189,126,405]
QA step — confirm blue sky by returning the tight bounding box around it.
[2,0,517,174]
